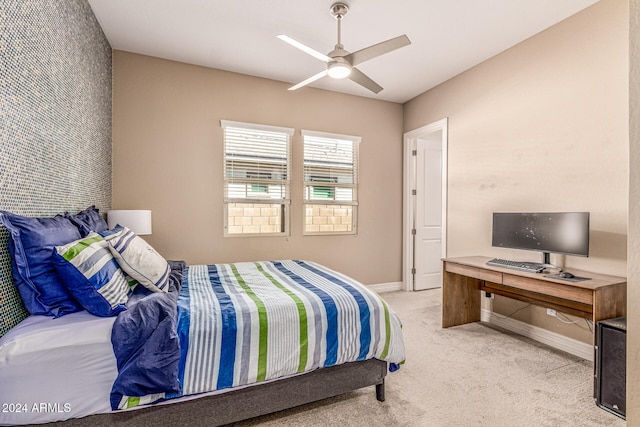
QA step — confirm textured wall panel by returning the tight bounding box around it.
[0,0,112,336]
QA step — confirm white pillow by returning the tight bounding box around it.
[99,225,170,293]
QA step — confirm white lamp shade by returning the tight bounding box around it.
[107,210,152,235]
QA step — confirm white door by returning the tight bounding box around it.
[402,118,447,292]
[414,134,443,290]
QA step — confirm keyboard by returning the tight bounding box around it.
[486,258,545,273]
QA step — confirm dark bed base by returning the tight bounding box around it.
[52,359,387,426]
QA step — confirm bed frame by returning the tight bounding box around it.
[54,359,387,426]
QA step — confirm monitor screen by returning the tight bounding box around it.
[492,212,589,257]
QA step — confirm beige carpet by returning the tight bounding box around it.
[233,289,625,427]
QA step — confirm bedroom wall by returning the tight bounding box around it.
[628,0,639,422]
[0,0,112,337]
[111,51,403,286]
[404,0,628,344]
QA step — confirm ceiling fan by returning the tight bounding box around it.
[277,2,411,94]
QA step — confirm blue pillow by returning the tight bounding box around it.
[0,211,82,317]
[54,232,132,317]
[66,205,109,237]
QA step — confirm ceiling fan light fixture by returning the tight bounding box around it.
[327,61,352,79]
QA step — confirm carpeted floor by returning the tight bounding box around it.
[232,289,625,427]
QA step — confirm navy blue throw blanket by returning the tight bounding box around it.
[109,260,185,410]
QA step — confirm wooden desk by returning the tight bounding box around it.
[442,256,627,328]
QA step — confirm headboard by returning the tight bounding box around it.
[1,1,113,337]
[0,229,28,336]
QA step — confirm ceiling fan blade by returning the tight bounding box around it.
[277,35,331,63]
[348,68,383,94]
[288,70,329,91]
[345,35,411,67]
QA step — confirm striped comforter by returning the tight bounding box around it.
[179,260,405,396]
[113,260,405,408]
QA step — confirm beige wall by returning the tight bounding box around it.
[112,51,404,285]
[404,0,628,344]
[628,0,639,423]
[111,0,639,417]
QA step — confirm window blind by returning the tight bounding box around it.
[302,130,360,205]
[222,121,293,203]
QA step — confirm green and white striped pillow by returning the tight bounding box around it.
[53,232,132,317]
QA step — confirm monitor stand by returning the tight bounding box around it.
[541,252,562,272]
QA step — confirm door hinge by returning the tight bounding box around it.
[412,149,417,156]
[411,229,416,235]
[412,189,417,196]
[411,268,416,275]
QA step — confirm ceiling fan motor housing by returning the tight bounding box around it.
[328,45,349,58]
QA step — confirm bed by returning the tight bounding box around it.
[0,209,405,426]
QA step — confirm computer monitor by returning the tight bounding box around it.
[492,212,590,264]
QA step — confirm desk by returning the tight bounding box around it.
[442,256,627,328]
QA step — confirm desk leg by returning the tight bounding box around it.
[593,283,627,324]
[442,269,482,328]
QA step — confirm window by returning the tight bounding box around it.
[302,130,360,235]
[222,120,293,236]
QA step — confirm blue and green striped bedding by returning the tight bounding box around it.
[112,260,405,409]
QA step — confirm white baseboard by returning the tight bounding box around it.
[481,309,593,361]
[368,281,403,293]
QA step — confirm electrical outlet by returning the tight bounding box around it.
[546,308,557,317]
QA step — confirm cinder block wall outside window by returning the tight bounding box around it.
[227,203,282,234]
[305,204,353,233]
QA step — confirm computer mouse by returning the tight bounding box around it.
[560,272,575,279]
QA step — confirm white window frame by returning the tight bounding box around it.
[222,120,294,237]
[302,129,360,236]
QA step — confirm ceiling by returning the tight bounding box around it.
[88,0,599,104]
